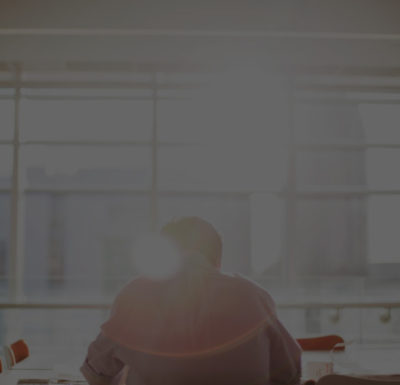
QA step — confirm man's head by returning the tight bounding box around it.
[160,217,222,268]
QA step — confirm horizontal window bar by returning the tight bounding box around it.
[296,143,400,150]
[15,141,400,149]
[296,97,400,105]
[2,28,400,41]
[21,140,153,147]
[22,188,272,196]
[23,187,152,194]
[297,189,400,196]
[14,188,400,196]
[19,141,202,147]
[23,95,155,101]
[296,84,400,94]
[20,95,190,101]
[0,141,395,149]
[3,140,400,150]
[0,301,399,310]
[295,66,400,78]
[0,81,199,90]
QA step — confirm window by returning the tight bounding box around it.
[366,149,400,190]
[0,146,13,188]
[294,102,364,144]
[293,102,367,278]
[368,195,400,265]
[158,145,285,192]
[1,69,400,348]
[361,104,400,144]
[156,80,288,277]
[21,145,152,190]
[24,193,151,300]
[0,96,14,141]
[359,104,400,273]
[20,96,152,142]
[0,69,399,308]
[18,86,154,301]
[13,77,288,301]
[250,193,283,275]
[297,149,366,188]
[294,197,366,276]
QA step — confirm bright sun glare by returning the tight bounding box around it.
[133,233,182,280]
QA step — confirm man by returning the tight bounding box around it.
[81,217,301,385]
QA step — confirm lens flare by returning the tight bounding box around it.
[133,233,182,280]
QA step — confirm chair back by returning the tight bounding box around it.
[297,335,344,351]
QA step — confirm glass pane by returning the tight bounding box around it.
[0,145,13,188]
[21,145,152,189]
[157,100,203,143]
[24,193,151,300]
[295,198,366,275]
[20,98,153,141]
[158,194,250,274]
[250,193,283,276]
[297,149,366,187]
[368,195,400,264]
[157,99,288,145]
[367,149,400,190]
[360,104,400,144]
[0,99,14,140]
[0,193,10,300]
[159,144,286,191]
[294,102,364,144]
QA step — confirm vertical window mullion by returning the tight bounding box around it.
[151,73,159,231]
[282,78,298,284]
[9,68,25,302]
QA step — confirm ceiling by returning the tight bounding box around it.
[1,0,400,70]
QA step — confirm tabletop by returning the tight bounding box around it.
[4,345,400,385]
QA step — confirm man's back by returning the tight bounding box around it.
[120,326,273,385]
[82,261,301,385]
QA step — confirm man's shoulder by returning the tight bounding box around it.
[229,273,277,310]
[112,276,151,304]
[228,272,267,291]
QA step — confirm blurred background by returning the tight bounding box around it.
[0,0,400,368]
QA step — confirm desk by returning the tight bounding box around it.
[3,368,86,385]
[3,347,88,385]
[4,373,87,385]
[6,345,400,385]
[3,370,53,385]
[302,344,400,380]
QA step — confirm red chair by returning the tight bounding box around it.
[296,335,345,351]
[10,340,30,364]
[0,339,29,373]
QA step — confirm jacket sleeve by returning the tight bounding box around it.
[254,283,301,385]
[80,333,126,385]
[268,317,302,385]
